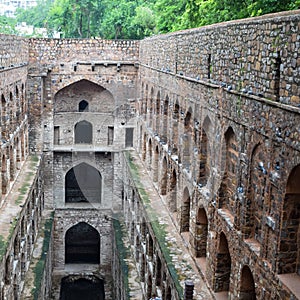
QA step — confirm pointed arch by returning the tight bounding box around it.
[65,163,102,203]
[169,168,177,212]
[54,79,114,113]
[172,101,180,154]
[1,153,7,194]
[198,128,208,185]
[162,95,169,143]
[160,157,168,195]
[278,164,300,274]
[214,232,231,292]
[142,133,147,161]
[75,120,92,144]
[194,207,208,257]
[149,87,154,127]
[246,143,267,242]
[240,266,256,299]
[153,146,159,182]
[1,94,7,139]
[219,126,238,214]
[155,91,161,133]
[182,108,193,170]
[180,187,191,232]
[9,145,15,181]
[65,222,100,264]
[148,138,153,168]
[79,100,89,112]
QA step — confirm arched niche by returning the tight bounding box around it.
[195,207,208,257]
[65,222,100,264]
[75,120,92,144]
[65,163,102,203]
[180,187,191,232]
[240,266,256,300]
[54,79,114,113]
[79,100,89,112]
[278,164,300,274]
[214,232,231,292]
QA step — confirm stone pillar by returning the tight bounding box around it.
[184,280,194,300]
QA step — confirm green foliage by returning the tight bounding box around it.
[32,215,53,300]
[154,0,186,33]
[0,235,7,260]
[5,0,300,38]
[112,215,130,299]
[0,15,17,34]
[126,152,184,297]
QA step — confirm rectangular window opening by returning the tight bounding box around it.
[108,126,114,145]
[125,128,134,148]
[54,126,60,145]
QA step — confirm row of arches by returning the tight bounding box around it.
[1,175,44,300]
[1,83,27,141]
[142,127,300,274]
[123,167,257,298]
[141,98,300,266]
[1,128,28,198]
[123,188,177,300]
[138,83,300,297]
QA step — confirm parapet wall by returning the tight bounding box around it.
[0,34,28,69]
[140,10,300,106]
[28,38,140,67]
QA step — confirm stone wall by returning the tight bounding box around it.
[51,209,113,299]
[137,10,300,300]
[27,38,139,153]
[140,10,300,106]
[0,34,28,69]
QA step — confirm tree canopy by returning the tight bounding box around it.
[6,0,300,38]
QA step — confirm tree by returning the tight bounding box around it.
[154,0,186,33]
[0,16,17,35]
[12,0,300,38]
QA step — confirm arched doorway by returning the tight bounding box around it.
[198,116,211,186]
[214,232,231,292]
[60,276,105,300]
[79,100,89,112]
[240,266,256,300]
[219,127,237,213]
[194,207,208,257]
[180,187,191,232]
[65,222,100,264]
[160,157,168,195]
[65,163,102,203]
[75,120,92,144]
[278,164,300,274]
[169,169,177,212]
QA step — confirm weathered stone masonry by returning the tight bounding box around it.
[136,9,300,300]
[0,9,299,300]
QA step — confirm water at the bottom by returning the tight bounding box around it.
[60,277,105,300]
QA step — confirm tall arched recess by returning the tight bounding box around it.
[278,164,300,274]
[65,163,102,203]
[75,120,93,144]
[65,222,100,264]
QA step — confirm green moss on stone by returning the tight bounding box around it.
[113,215,130,299]
[32,213,54,300]
[125,151,184,298]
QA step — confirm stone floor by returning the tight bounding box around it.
[0,155,40,241]
[129,151,214,299]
